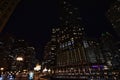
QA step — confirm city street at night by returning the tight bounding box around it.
[0,0,120,80]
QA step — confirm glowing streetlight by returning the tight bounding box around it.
[34,64,41,71]
[0,68,4,71]
[43,67,47,73]
[104,66,109,70]
[16,57,23,61]
[48,69,51,73]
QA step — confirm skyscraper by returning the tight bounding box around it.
[58,0,82,25]
[56,0,86,65]
[0,0,21,32]
[107,0,120,38]
[42,0,120,79]
[107,0,120,70]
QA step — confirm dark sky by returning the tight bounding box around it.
[2,0,115,59]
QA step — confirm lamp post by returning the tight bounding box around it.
[0,67,4,74]
[34,64,41,71]
[34,64,41,80]
[16,56,23,72]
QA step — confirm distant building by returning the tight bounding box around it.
[43,0,105,76]
[100,32,120,70]
[107,0,120,38]
[43,42,56,69]
[11,39,37,71]
[0,34,37,71]
[56,26,85,66]
[0,34,15,71]
[83,38,105,65]
[53,0,88,73]
[0,0,21,32]
[43,0,119,79]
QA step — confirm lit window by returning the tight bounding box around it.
[83,41,89,48]
[51,47,54,50]
[71,38,74,41]
[117,7,120,11]
[69,11,73,14]
[79,28,81,31]
[82,28,84,30]
[73,33,77,35]
[118,49,120,51]
[52,29,56,33]
[63,1,66,4]
[68,41,71,46]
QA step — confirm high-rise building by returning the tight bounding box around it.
[58,0,82,25]
[43,0,119,79]
[107,0,120,70]
[43,28,58,71]
[0,0,21,32]
[107,0,120,38]
[100,32,120,70]
[42,0,89,77]
[11,39,37,71]
[83,38,105,65]
[56,0,86,67]
[0,34,37,71]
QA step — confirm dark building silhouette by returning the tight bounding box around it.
[107,0,120,38]
[106,0,120,70]
[100,32,120,70]
[0,0,21,32]
[0,34,37,71]
[43,0,120,79]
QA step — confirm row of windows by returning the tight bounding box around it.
[60,41,74,48]
[52,27,84,33]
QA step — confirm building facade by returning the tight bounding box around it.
[107,0,120,38]
[43,0,120,79]
[0,34,37,72]
[43,0,117,79]
[100,32,120,70]
[0,0,21,32]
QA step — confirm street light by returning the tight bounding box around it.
[16,57,23,61]
[0,67,4,74]
[0,68,4,71]
[43,67,47,73]
[34,64,41,71]
[16,56,23,72]
[48,69,51,73]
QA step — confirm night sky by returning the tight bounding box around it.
[2,0,115,59]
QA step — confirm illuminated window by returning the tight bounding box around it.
[117,7,120,11]
[71,41,74,44]
[71,38,74,41]
[79,28,81,31]
[73,33,77,35]
[68,41,71,46]
[65,42,67,47]
[52,29,56,33]
[82,28,84,30]
[69,11,73,14]
[63,1,66,4]
[51,47,54,50]
[83,41,89,48]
